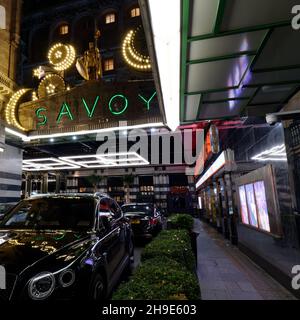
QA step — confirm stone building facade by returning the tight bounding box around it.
[0,0,21,117]
[0,0,23,203]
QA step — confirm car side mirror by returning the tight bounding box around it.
[98,212,111,231]
[121,215,130,223]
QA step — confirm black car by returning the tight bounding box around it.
[0,193,134,303]
[0,203,15,220]
[121,203,163,239]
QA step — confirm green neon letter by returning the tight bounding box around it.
[82,96,100,118]
[109,94,128,115]
[56,102,74,123]
[138,91,157,110]
[36,107,48,127]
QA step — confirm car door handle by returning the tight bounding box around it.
[116,227,121,236]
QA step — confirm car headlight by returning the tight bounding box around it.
[59,269,75,288]
[28,272,55,300]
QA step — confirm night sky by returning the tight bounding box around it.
[23,0,73,14]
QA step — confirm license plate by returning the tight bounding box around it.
[131,219,140,224]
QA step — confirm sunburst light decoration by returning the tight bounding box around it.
[5,89,31,131]
[38,74,66,99]
[48,43,76,71]
[122,26,151,71]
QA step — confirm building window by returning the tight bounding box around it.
[59,24,69,35]
[105,13,116,24]
[130,7,140,18]
[0,6,6,30]
[140,185,154,196]
[104,58,114,71]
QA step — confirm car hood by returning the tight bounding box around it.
[0,229,91,275]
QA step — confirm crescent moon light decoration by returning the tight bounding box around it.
[5,89,31,131]
[48,43,76,71]
[122,29,151,71]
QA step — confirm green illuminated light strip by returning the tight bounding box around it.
[82,96,100,118]
[36,108,47,127]
[109,94,129,115]
[56,102,74,123]
[138,91,157,110]
[180,0,190,122]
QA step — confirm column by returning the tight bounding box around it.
[55,173,61,194]
[42,173,48,194]
[25,173,32,198]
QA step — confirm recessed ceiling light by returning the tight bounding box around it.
[60,152,149,168]
[22,158,80,171]
[0,147,4,153]
[72,136,77,140]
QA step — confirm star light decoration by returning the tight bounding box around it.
[46,83,56,95]
[48,43,76,71]
[33,66,45,79]
[122,29,151,71]
[5,89,31,131]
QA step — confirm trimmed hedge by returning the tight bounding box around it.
[167,214,194,231]
[112,228,200,300]
[141,230,195,272]
[112,256,200,300]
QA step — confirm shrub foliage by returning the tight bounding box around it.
[113,228,200,300]
[167,214,194,231]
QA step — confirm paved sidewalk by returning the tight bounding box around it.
[193,219,296,300]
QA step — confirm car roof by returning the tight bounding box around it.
[122,203,154,206]
[28,193,109,200]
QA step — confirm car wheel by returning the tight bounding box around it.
[90,274,106,302]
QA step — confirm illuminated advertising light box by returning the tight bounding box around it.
[236,164,281,236]
[245,183,259,228]
[238,185,249,225]
[198,196,202,209]
[196,151,226,189]
[254,181,270,232]
[18,81,163,134]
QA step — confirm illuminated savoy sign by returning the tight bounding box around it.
[18,81,162,133]
[35,92,157,127]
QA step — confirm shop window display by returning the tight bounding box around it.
[254,181,270,232]
[238,186,249,225]
[238,180,271,233]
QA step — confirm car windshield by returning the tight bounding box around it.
[0,197,95,230]
[0,204,13,215]
[122,205,153,216]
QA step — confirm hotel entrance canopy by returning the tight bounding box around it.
[140,0,300,130]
